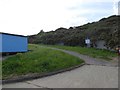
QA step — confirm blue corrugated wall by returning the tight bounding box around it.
[1,34,28,52]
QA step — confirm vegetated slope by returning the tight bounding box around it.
[28,15,120,49]
[2,44,84,79]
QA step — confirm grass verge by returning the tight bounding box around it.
[47,45,117,60]
[2,44,84,80]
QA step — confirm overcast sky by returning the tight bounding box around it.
[0,0,119,35]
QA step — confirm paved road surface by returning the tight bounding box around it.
[2,47,118,88]
[3,65,118,88]
[49,47,118,67]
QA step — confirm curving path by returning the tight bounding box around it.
[2,46,118,88]
[3,65,118,88]
[48,47,118,67]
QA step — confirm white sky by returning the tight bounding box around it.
[0,0,119,35]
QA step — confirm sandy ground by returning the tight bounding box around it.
[3,65,118,88]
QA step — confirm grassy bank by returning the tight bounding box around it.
[47,45,117,60]
[2,44,84,79]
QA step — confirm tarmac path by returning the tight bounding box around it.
[2,47,118,88]
[49,47,118,67]
[3,65,118,88]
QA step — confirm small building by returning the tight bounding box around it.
[95,40,107,49]
[0,32,28,53]
[56,41,64,46]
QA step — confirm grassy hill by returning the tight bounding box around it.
[28,15,120,49]
[2,44,84,79]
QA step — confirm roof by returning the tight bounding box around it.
[0,32,27,37]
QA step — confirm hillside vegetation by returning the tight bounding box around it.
[28,15,120,49]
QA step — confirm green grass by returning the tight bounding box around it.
[2,44,84,79]
[47,45,117,60]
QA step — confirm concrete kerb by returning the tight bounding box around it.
[2,63,85,84]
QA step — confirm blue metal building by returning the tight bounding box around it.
[0,32,28,53]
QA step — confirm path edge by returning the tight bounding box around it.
[2,63,85,84]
